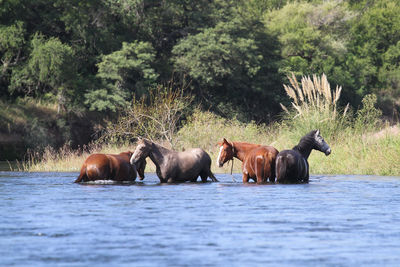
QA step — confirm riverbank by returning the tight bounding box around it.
[0,98,105,161]
[3,76,399,176]
[14,110,400,176]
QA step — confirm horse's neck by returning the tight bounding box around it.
[233,142,260,162]
[148,143,172,167]
[293,139,313,159]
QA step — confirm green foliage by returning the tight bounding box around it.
[0,21,26,94]
[9,33,76,111]
[84,88,127,113]
[264,0,355,103]
[0,21,25,69]
[100,81,193,147]
[28,34,75,88]
[355,94,383,132]
[347,0,400,102]
[172,10,282,121]
[3,0,400,150]
[173,18,263,87]
[87,41,158,112]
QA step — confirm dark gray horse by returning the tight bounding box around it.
[276,130,331,184]
[130,138,218,183]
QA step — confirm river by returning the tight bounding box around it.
[1,172,400,266]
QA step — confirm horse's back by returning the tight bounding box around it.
[169,148,212,181]
[107,153,136,181]
[276,149,307,183]
[84,154,111,180]
[244,146,278,182]
[178,148,211,165]
[77,152,135,182]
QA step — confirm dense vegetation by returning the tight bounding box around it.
[1,0,400,166]
[19,74,400,176]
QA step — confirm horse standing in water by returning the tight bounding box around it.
[276,129,331,184]
[74,152,146,183]
[216,138,279,183]
[130,138,218,183]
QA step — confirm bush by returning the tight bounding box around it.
[355,94,383,133]
[100,81,193,147]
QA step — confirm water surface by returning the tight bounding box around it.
[1,172,400,266]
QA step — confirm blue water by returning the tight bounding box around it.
[1,172,400,266]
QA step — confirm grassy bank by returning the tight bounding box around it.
[0,97,105,161]
[18,109,400,176]
[13,74,400,176]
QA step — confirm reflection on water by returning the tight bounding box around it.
[1,172,400,266]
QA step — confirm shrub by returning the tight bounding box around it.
[100,80,193,147]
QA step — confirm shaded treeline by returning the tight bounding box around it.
[1,0,400,158]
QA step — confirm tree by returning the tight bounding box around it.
[10,33,76,112]
[348,0,400,112]
[0,21,26,96]
[264,1,356,104]
[85,41,158,112]
[172,11,281,121]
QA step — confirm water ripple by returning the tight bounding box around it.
[1,172,400,266]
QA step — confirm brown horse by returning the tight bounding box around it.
[130,138,218,183]
[74,151,146,183]
[217,138,279,183]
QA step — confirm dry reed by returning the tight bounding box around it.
[283,73,344,118]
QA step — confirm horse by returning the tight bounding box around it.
[74,151,146,183]
[130,138,218,183]
[275,129,331,184]
[216,138,279,183]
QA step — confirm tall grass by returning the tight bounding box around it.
[280,73,352,141]
[19,74,400,176]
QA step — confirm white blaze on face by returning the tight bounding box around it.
[216,146,224,167]
[131,144,144,164]
[129,153,136,165]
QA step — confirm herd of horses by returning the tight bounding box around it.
[75,129,331,184]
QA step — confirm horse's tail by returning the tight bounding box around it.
[275,155,286,183]
[269,151,277,183]
[204,151,219,182]
[74,165,87,183]
[255,156,265,184]
[208,170,219,182]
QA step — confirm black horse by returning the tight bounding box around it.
[276,130,331,184]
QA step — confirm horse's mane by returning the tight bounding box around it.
[292,130,318,158]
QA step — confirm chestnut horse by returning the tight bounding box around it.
[130,138,218,183]
[276,129,331,184]
[217,138,279,183]
[74,151,146,183]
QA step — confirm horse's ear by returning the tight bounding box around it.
[315,129,320,136]
[223,138,228,144]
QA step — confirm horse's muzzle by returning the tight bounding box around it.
[325,148,331,156]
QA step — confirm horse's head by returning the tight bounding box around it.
[216,138,235,167]
[135,158,147,180]
[312,129,331,156]
[130,138,152,165]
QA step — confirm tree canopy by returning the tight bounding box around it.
[1,0,399,119]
